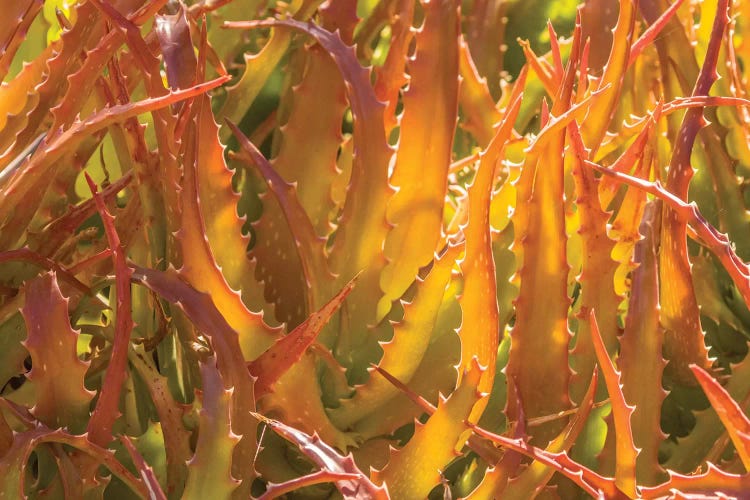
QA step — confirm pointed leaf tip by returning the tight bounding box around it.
[690,364,750,471]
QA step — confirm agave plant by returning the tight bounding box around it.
[5,0,750,498]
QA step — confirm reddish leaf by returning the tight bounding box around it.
[253,413,388,499]
[468,422,628,499]
[589,310,638,497]
[580,0,636,152]
[20,272,94,431]
[0,427,148,499]
[131,266,259,491]
[257,470,362,500]
[50,29,123,131]
[457,37,503,147]
[641,463,750,498]
[373,359,485,498]
[584,161,750,327]
[627,0,687,68]
[0,0,42,82]
[502,370,600,498]
[459,85,523,424]
[319,0,359,44]
[176,95,278,365]
[507,36,581,444]
[330,243,462,428]
[0,76,228,250]
[84,174,133,447]
[567,104,621,405]
[658,0,729,384]
[690,365,750,470]
[127,349,192,496]
[249,275,358,398]
[372,0,415,132]
[120,436,168,500]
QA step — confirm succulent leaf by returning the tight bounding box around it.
[331,243,461,428]
[84,174,133,447]
[183,357,240,499]
[253,412,389,499]
[690,364,750,470]
[589,310,638,497]
[379,0,460,320]
[372,359,484,499]
[618,202,668,485]
[20,272,93,431]
[249,274,358,398]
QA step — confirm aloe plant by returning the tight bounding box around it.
[5,0,750,498]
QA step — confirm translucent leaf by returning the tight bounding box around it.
[372,360,484,499]
[379,0,460,320]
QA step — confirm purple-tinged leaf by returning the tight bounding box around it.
[155,5,197,91]
[468,422,628,499]
[249,275,358,398]
[0,427,148,499]
[20,272,94,432]
[84,174,133,447]
[120,436,168,500]
[468,376,527,497]
[130,266,259,492]
[225,17,394,346]
[258,471,362,500]
[228,119,333,309]
[659,0,729,385]
[501,370,599,498]
[252,413,389,499]
[618,202,667,485]
[183,357,240,499]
